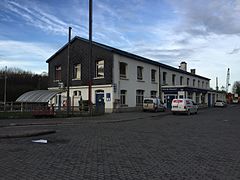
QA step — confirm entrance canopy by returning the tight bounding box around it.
[16,90,61,103]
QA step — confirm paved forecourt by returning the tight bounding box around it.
[0,105,240,179]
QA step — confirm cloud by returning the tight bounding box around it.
[0,40,55,73]
[169,0,240,36]
[3,0,88,36]
[228,48,240,54]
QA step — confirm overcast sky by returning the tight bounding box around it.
[0,0,239,91]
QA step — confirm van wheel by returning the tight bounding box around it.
[187,110,191,115]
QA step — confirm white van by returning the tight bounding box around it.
[143,98,165,112]
[171,99,198,115]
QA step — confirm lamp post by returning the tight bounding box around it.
[88,0,93,114]
[67,27,72,116]
[4,66,7,111]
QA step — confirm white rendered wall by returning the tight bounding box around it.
[113,54,159,108]
[160,67,210,89]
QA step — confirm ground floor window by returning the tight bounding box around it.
[201,94,206,103]
[196,93,200,104]
[188,92,193,100]
[150,91,157,98]
[136,90,144,106]
[120,90,127,105]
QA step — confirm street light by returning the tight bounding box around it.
[4,66,7,111]
[88,0,93,114]
[67,27,72,116]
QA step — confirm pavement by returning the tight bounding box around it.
[0,110,171,139]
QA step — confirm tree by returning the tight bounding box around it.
[232,81,240,95]
[0,68,48,102]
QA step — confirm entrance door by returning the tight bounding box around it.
[95,90,105,112]
[208,94,211,107]
[166,95,176,109]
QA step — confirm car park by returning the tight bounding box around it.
[143,98,165,112]
[171,98,198,115]
[214,100,227,107]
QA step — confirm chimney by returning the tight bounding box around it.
[190,69,196,74]
[179,61,187,71]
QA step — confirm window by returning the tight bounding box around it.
[136,90,144,106]
[120,62,127,78]
[73,64,81,80]
[206,82,209,89]
[187,78,190,86]
[202,81,204,88]
[120,90,127,105]
[137,66,143,80]
[198,80,200,87]
[151,69,156,82]
[193,79,196,87]
[163,72,167,84]
[55,65,61,81]
[180,76,183,85]
[188,92,193,99]
[172,74,176,85]
[151,91,157,98]
[96,60,104,78]
[73,91,81,96]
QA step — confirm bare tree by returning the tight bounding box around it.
[232,81,240,95]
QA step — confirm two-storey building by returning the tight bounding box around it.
[46,36,223,112]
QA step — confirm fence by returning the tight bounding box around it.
[0,101,105,117]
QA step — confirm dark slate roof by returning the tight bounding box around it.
[46,36,210,80]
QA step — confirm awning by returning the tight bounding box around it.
[16,90,61,103]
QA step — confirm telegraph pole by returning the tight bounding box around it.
[67,27,72,116]
[4,66,7,111]
[88,0,93,114]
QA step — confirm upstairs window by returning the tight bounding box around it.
[172,74,176,85]
[187,78,190,86]
[202,81,204,88]
[96,60,104,78]
[198,80,200,87]
[163,72,167,84]
[180,76,183,85]
[73,64,81,80]
[55,65,61,81]
[151,69,156,82]
[137,66,143,80]
[193,79,196,87]
[120,62,127,79]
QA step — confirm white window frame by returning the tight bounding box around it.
[73,64,81,80]
[120,62,127,79]
[151,69,156,82]
[136,90,144,106]
[96,60,104,78]
[137,66,143,80]
[120,90,127,106]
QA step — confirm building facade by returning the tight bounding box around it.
[47,36,225,112]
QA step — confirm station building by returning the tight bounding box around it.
[46,36,225,112]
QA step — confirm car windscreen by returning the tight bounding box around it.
[144,99,153,103]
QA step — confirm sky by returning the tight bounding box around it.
[0,0,239,91]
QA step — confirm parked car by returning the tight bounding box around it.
[171,98,198,115]
[214,100,227,107]
[143,98,165,112]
